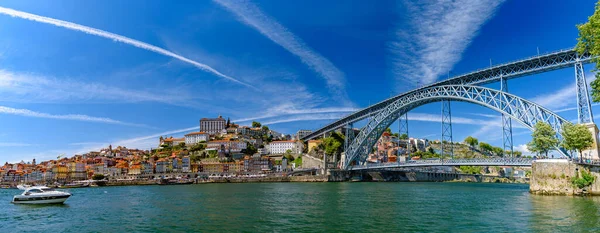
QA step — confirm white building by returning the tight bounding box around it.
[200,115,227,135]
[267,140,303,154]
[185,132,209,145]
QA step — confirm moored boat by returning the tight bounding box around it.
[12,186,71,204]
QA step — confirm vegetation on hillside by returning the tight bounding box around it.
[577,0,600,102]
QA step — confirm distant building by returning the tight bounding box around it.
[296,130,313,140]
[185,132,209,145]
[160,136,185,147]
[267,140,303,154]
[200,115,226,135]
[207,140,247,153]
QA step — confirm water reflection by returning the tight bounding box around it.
[529,195,600,232]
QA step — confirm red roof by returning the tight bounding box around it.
[185,132,207,136]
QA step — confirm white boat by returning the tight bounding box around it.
[16,184,31,190]
[12,186,71,204]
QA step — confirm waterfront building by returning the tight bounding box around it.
[242,156,273,173]
[200,115,226,135]
[128,164,141,175]
[141,161,154,174]
[185,132,209,145]
[182,156,191,173]
[296,129,312,140]
[155,159,168,173]
[267,140,303,154]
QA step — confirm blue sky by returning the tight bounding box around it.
[0,0,597,163]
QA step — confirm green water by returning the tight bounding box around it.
[1,183,599,232]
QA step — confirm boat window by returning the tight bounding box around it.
[41,188,55,192]
[28,189,43,193]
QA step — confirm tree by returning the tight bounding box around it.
[92,174,105,180]
[577,1,600,102]
[244,142,258,155]
[527,122,559,157]
[294,156,303,167]
[492,147,504,157]
[262,125,269,132]
[252,121,262,128]
[399,133,409,140]
[384,127,392,134]
[226,117,231,128]
[478,142,493,154]
[560,123,594,158]
[323,132,344,161]
[464,136,478,148]
[190,143,205,152]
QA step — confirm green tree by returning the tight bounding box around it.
[560,123,594,158]
[478,142,493,154]
[577,1,600,102]
[399,133,409,140]
[464,136,478,148]
[459,166,481,174]
[323,132,345,161]
[262,125,269,131]
[384,127,392,133]
[527,122,559,157]
[190,143,205,152]
[226,117,231,128]
[252,121,262,128]
[245,142,258,155]
[492,147,504,157]
[294,156,303,167]
[92,174,105,180]
[392,133,400,138]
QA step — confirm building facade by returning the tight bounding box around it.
[267,140,303,154]
[200,116,227,135]
[185,132,209,145]
[296,129,313,140]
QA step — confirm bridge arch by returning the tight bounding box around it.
[343,85,569,170]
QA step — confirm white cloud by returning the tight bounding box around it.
[0,6,254,89]
[0,70,196,106]
[515,144,531,155]
[530,85,574,110]
[390,0,504,88]
[0,106,146,127]
[0,142,35,147]
[213,0,349,104]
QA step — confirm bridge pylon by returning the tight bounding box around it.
[575,60,600,160]
[441,100,453,158]
[398,113,409,157]
[500,74,514,157]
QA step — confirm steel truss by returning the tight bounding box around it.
[575,61,594,123]
[441,100,453,158]
[343,85,570,170]
[500,75,513,157]
[302,49,592,141]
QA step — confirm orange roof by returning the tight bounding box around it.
[271,140,296,143]
[308,140,322,143]
[185,132,207,136]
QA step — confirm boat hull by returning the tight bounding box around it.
[12,195,71,204]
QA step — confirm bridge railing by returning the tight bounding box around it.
[349,158,535,170]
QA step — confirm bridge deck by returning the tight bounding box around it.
[348,158,535,171]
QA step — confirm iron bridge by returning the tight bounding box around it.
[349,158,534,171]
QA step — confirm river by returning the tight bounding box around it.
[1,183,599,232]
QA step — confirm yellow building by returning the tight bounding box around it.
[308,140,322,152]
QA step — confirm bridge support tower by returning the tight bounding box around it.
[575,60,600,160]
[441,100,454,158]
[501,74,514,157]
[398,113,409,158]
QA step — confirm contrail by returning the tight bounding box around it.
[0,6,255,89]
[0,106,147,127]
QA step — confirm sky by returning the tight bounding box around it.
[0,0,598,163]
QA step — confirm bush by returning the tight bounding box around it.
[571,170,596,189]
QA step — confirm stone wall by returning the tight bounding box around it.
[530,160,600,195]
[301,154,323,169]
